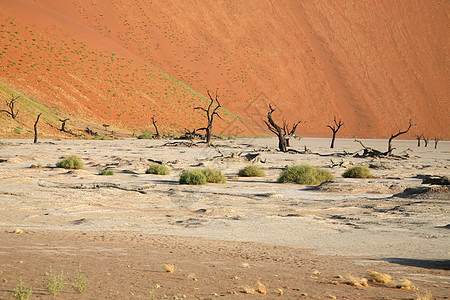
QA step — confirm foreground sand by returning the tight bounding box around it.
[0,137,449,299]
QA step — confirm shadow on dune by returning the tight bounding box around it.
[383,258,450,270]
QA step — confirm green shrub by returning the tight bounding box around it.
[70,264,89,294]
[179,168,226,184]
[238,165,265,177]
[98,170,114,176]
[342,166,373,178]
[180,169,207,185]
[202,168,227,183]
[41,266,64,296]
[12,278,32,300]
[146,164,169,175]
[137,132,153,139]
[56,155,84,169]
[277,164,334,185]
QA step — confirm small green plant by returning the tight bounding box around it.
[342,166,373,178]
[98,170,114,175]
[12,278,32,300]
[277,164,334,185]
[179,169,207,185]
[30,163,43,168]
[14,127,23,134]
[238,165,265,177]
[41,266,64,296]
[137,132,153,139]
[146,164,169,175]
[202,168,227,183]
[70,264,90,293]
[56,155,84,169]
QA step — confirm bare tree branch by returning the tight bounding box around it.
[1,94,20,119]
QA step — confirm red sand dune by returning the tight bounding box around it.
[0,0,448,139]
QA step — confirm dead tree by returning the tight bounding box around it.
[1,94,20,119]
[59,118,69,132]
[416,134,423,147]
[194,90,222,145]
[386,119,415,156]
[34,113,42,143]
[434,137,441,149]
[151,116,160,139]
[264,104,301,152]
[327,117,344,148]
[423,136,429,147]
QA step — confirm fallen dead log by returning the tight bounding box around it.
[37,179,154,194]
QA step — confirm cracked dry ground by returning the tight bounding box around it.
[0,138,449,299]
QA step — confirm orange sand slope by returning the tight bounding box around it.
[0,0,448,138]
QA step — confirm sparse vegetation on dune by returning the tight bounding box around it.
[137,132,153,139]
[278,164,334,185]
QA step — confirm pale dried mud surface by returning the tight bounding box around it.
[0,138,449,299]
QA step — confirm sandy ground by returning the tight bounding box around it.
[0,137,449,299]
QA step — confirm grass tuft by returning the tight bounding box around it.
[179,169,207,185]
[202,168,227,183]
[98,170,114,175]
[277,164,334,185]
[146,164,169,175]
[342,166,373,178]
[367,270,391,284]
[257,281,266,294]
[41,266,64,295]
[56,155,84,169]
[12,278,32,300]
[70,264,90,293]
[137,132,153,139]
[238,165,265,177]
[163,264,175,273]
[179,168,226,184]
[340,274,369,287]
[386,279,414,290]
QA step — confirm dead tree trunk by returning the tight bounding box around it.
[264,104,301,152]
[387,119,415,156]
[423,136,429,147]
[327,117,344,149]
[194,89,222,145]
[1,95,19,120]
[34,113,42,144]
[151,116,160,138]
[416,134,423,147]
[434,137,441,149]
[59,118,69,132]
